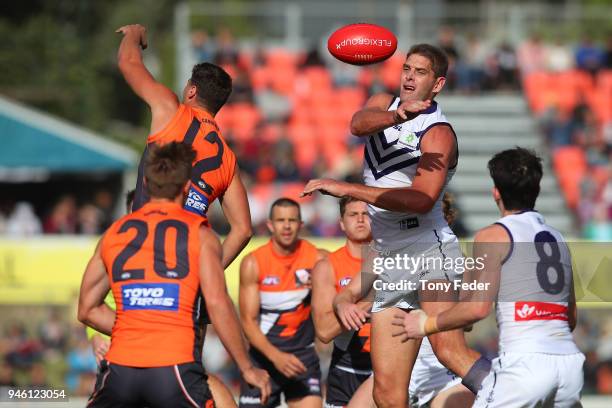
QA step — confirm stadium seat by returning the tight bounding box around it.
[280,182,311,202]
[586,89,612,123]
[265,49,300,69]
[381,53,405,90]
[270,67,297,95]
[215,105,234,135]
[287,124,318,172]
[230,103,261,142]
[250,66,270,91]
[321,131,349,169]
[334,87,366,106]
[295,67,333,99]
[553,146,587,209]
[523,72,554,113]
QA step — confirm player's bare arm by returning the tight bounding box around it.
[239,253,307,378]
[116,24,179,134]
[77,239,115,336]
[218,168,253,268]
[198,226,271,403]
[332,270,372,331]
[302,125,456,214]
[392,224,508,340]
[311,258,345,343]
[350,93,432,137]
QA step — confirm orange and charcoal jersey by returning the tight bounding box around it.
[133,104,237,220]
[100,201,207,367]
[254,239,319,352]
[328,245,372,372]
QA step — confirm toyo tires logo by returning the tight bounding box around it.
[121,283,179,311]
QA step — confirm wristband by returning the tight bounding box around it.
[424,316,439,335]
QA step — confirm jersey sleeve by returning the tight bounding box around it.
[221,145,237,193]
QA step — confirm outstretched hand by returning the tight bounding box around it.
[116,24,148,49]
[301,178,350,198]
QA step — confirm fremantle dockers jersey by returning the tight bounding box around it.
[363,98,457,250]
[329,245,372,373]
[254,240,319,352]
[495,210,579,355]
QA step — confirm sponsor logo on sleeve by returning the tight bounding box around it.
[121,283,179,311]
[184,186,210,216]
[339,277,352,287]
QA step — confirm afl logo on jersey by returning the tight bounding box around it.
[295,268,311,287]
[339,277,352,287]
[262,276,280,286]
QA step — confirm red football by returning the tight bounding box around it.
[327,23,398,65]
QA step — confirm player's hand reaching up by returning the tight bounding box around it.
[116,24,148,49]
[393,99,432,122]
[242,366,271,405]
[271,350,307,378]
[301,178,349,198]
[335,301,370,331]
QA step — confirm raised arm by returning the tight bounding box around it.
[77,239,115,336]
[239,254,306,378]
[198,227,270,402]
[219,168,253,269]
[116,24,179,134]
[350,93,432,137]
[302,124,457,214]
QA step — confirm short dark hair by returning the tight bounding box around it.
[190,63,232,114]
[406,44,449,78]
[339,197,361,217]
[144,142,196,200]
[269,198,301,220]
[125,189,135,213]
[487,147,543,211]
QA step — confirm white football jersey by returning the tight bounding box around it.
[363,98,457,250]
[495,211,579,354]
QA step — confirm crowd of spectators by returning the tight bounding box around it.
[519,33,612,239]
[188,26,532,236]
[190,27,611,238]
[4,309,610,396]
[1,28,610,238]
[0,190,115,237]
[0,309,97,397]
